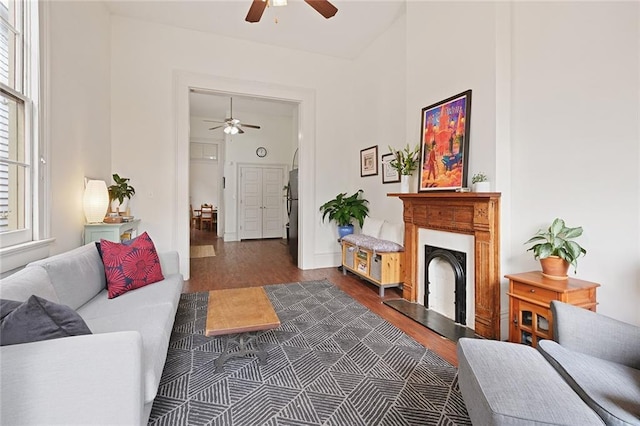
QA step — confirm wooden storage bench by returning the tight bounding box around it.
[341,234,403,297]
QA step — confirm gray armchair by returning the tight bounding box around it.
[538,301,640,425]
[549,300,640,369]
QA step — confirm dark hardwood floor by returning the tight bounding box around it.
[186,228,458,366]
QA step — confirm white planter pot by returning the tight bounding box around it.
[472,182,491,192]
[110,198,129,214]
[400,175,411,193]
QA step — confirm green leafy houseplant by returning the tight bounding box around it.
[108,173,135,203]
[525,218,586,274]
[388,144,420,176]
[319,190,369,228]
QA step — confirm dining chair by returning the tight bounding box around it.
[200,205,214,231]
[190,204,201,230]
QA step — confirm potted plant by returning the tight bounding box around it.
[388,144,420,193]
[525,217,587,280]
[108,173,135,214]
[471,172,490,192]
[319,190,369,238]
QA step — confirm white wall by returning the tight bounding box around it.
[349,12,407,231]
[406,2,498,183]
[110,16,353,267]
[47,1,111,254]
[189,159,219,207]
[405,1,639,328]
[508,2,640,325]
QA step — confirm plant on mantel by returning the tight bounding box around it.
[387,144,420,176]
[471,172,491,192]
[471,172,488,184]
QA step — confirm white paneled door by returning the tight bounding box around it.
[239,165,285,240]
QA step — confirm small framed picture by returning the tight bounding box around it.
[381,153,400,184]
[360,145,378,177]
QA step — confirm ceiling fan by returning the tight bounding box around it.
[204,98,261,135]
[245,0,338,23]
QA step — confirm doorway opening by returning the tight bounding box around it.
[176,75,314,280]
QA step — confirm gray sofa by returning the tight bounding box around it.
[458,301,640,425]
[0,243,184,425]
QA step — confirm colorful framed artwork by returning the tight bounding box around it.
[418,90,472,192]
[381,153,400,184]
[360,145,379,177]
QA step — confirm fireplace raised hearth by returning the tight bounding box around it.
[390,192,501,339]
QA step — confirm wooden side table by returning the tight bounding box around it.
[506,271,599,347]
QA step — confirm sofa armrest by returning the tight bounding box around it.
[1,331,144,426]
[551,300,640,369]
[158,250,180,275]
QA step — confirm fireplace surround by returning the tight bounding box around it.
[390,192,501,339]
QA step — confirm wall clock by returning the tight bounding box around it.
[256,147,267,158]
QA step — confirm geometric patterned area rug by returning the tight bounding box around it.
[148,280,471,425]
[190,245,215,258]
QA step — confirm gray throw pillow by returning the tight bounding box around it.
[0,299,23,320]
[0,295,92,346]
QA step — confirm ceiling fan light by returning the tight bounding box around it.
[225,125,239,135]
[272,0,287,6]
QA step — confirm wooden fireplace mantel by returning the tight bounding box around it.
[389,192,501,339]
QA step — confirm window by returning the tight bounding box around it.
[0,0,39,250]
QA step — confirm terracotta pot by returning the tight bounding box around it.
[540,256,569,280]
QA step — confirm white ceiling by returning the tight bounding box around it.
[104,0,406,60]
[105,0,405,122]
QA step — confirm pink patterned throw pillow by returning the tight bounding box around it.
[100,232,164,299]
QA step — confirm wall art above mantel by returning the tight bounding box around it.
[418,90,472,192]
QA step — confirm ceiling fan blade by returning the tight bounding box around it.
[242,124,261,129]
[245,0,267,23]
[238,127,245,134]
[209,125,223,130]
[304,0,338,19]
[204,119,225,123]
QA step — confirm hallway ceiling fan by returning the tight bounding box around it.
[245,0,338,23]
[204,97,261,135]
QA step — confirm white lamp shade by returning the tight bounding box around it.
[224,125,239,135]
[83,180,109,223]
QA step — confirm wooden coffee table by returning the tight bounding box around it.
[205,287,280,372]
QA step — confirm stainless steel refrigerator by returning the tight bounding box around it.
[286,169,298,264]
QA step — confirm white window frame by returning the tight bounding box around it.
[0,1,52,274]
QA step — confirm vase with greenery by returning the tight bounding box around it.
[108,173,135,214]
[319,190,369,238]
[525,217,586,279]
[388,144,420,192]
[471,172,490,192]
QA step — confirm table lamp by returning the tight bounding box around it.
[83,179,109,223]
